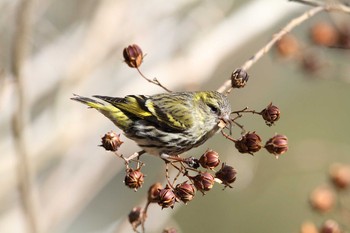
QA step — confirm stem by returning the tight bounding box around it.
[231,107,261,115]
[165,163,173,188]
[116,150,145,164]
[291,0,350,12]
[218,0,350,94]
[172,166,183,187]
[11,0,39,232]
[136,68,172,93]
[217,5,324,94]
[221,130,237,143]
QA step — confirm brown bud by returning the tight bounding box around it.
[148,182,162,203]
[158,186,177,209]
[310,186,335,213]
[231,68,249,89]
[338,24,350,49]
[300,221,318,233]
[192,172,215,194]
[310,22,338,47]
[100,131,123,151]
[215,163,237,188]
[301,53,323,74]
[199,149,220,170]
[163,227,177,233]
[264,134,288,158]
[320,220,341,233]
[260,103,281,126]
[276,34,299,58]
[128,207,143,231]
[124,168,145,191]
[123,44,143,68]
[329,163,350,189]
[174,182,196,204]
[235,132,262,155]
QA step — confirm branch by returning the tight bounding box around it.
[217,0,350,94]
[11,0,39,232]
[291,0,350,11]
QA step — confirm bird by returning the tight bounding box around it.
[71,91,231,160]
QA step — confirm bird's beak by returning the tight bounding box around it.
[218,114,232,133]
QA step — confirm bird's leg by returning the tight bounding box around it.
[124,150,146,163]
[172,166,183,187]
[163,158,184,188]
[161,154,200,169]
[160,153,183,162]
[164,162,172,187]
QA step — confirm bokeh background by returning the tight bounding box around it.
[1,0,350,232]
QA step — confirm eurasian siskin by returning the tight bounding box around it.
[71,91,231,159]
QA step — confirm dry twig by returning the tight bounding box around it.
[217,0,350,94]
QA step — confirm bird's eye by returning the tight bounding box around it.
[208,104,220,114]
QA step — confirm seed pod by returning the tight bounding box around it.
[123,44,143,68]
[148,182,162,203]
[310,22,338,47]
[100,131,123,151]
[264,134,288,158]
[192,172,215,194]
[174,182,195,204]
[329,163,350,190]
[199,149,220,170]
[300,221,318,233]
[128,207,143,231]
[260,103,281,126]
[158,186,177,209]
[235,132,262,155]
[162,227,177,233]
[124,168,145,191]
[310,186,335,213]
[231,68,249,88]
[276,34,299,58]
[320,219,341,233]
[215,163,237,188]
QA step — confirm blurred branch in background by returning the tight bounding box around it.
[11,0,39,232]
[218,0,350,94]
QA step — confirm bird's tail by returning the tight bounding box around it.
[71,94,131,130]
[71,94,106,110]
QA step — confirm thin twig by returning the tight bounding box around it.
[136,68,172,93]
[293,0,350,13]
[172,166,183,187]
[231,107,261,115]
[221,130,237,143]
[11,0,39,232]
[217,0,350,94]
[291,0,350,13]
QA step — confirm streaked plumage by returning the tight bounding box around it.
[71,91,231,157]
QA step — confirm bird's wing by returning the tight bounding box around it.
[145,94,195,131]
[93,95,152,117]
[94,94,194,132]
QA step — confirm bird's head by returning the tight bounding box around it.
[199,91,231,129]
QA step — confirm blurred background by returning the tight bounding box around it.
[1,0,350,232]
